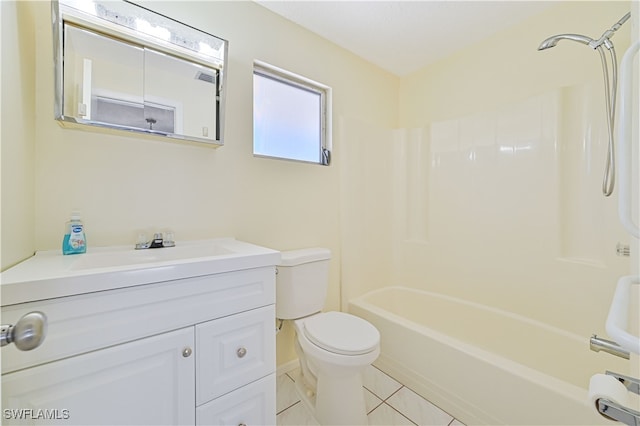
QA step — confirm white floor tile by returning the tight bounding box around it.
[363,365,403,400]
[277,366,464,426]
[387,387,453,425]
[286,366,302,382]
[368,403,415,426]
[276,402,319,426]
[365,387,384,414]
[276,373,300,414]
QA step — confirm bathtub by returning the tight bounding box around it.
[349,286,629,425]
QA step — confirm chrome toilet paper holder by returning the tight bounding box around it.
[597,371,640,426]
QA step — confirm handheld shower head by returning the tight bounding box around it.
[538,33,594,50]
[538,12,630,51]
[537,11,631,197]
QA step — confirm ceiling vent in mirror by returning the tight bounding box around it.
[195,71,216,84]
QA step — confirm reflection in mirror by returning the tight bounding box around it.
[53,0,228,146]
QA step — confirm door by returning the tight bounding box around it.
[2,327,195,425]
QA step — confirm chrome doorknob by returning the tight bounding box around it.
[1,311,48,351]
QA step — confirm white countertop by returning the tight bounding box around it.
[1,238,281,306]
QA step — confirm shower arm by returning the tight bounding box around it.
[590,12,631,50]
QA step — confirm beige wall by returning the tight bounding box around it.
[399,2,631,125]
[1,1,36,271]
[0,1,398,366]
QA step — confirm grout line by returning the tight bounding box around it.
[365,364,404,401]
[276,359,300,377]
[373,365,463,425]
[276,400,300,416]
[277,368,464,426]
[382,384,404,402]
[366,395,384,415]
[363,382,404,405]
[366,404,383,415]
[396,381,460,424]
[363,385,381,401]
[383,401,419,426]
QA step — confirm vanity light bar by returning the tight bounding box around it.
[57,0,226,70]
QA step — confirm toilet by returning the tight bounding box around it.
[276,248,380,425]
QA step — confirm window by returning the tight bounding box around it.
[253,61,331,165]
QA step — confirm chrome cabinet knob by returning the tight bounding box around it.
[182,347,193,358]
[0,311,48,351]
[236,347,247,358]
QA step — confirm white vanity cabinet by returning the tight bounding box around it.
[1,239,280,426]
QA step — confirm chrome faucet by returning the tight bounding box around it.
[135,232,175,250]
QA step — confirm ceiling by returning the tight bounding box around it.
[255,1,557,76]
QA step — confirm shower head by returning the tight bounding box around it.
[538,33,594,50]
[537,11,631,198]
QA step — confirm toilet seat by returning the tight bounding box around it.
[302,312,379,355]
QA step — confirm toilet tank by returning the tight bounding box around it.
[276,248,331,319]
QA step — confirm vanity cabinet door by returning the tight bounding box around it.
[2,327,195,425]
[196,305,276,405]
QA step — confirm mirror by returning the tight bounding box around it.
[52,0,227,146]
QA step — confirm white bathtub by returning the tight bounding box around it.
[349,286,629,425]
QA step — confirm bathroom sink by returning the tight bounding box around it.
[0,238,281,306]
[71,241,234,270]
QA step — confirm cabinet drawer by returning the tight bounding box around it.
[196,373,275,426]
[2,267,275,374]
[196,305,275,405]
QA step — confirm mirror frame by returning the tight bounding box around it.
[52,0,228,146]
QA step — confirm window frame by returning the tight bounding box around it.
[253,60,332,165]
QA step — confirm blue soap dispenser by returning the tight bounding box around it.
[62,212,87,255]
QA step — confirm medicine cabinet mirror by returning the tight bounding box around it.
[52,0,228,146]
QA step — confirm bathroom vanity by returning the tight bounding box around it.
[0,239,279,425]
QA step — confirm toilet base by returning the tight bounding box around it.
[290,313,380,425]
[295,353,371,425]
[315,370,368,425]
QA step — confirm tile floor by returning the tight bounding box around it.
[276,364,466,425]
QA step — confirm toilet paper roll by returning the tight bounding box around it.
[588,374,631,421]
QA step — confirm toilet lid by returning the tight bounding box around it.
[303,311,380,355]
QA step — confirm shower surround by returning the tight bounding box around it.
[340,2,634,423]
[390,85,629,337]
[342,81,631,337]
